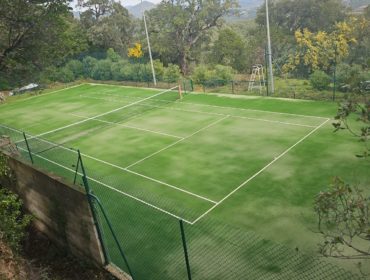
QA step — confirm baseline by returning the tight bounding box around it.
[14,84,84,103]
[190,118,331,224]
[20,86,179,141]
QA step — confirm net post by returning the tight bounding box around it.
[78,149,110,265]
[190,79,194,92]
[22,132,34,164]
[179,219,192,280]
[178,84,183,99]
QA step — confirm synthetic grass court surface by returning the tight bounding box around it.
[1,83,369,279]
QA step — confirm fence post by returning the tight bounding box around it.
[190,79,194,91]
[90,194,135,279]
[73,153,81,184]
[179,220,192,280]
[22,132,34,164]
[77,150,109,265]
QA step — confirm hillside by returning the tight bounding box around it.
[127,1,156,17]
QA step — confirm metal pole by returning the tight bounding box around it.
[265,0,274,94]
[179,220,192,280]
[90,194,135,279]
[265,46,269,96]
[23,132,34,164]
[332,44,337,101]
[142,1,156,86]
[78,150,109,265]
[73,154,80,184]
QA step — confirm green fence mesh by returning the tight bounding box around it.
[0,123,364,280]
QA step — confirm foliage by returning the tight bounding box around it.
[147,0,238,74]
[315,177,370,260]
[91,60,112,80]
[0,1,87,88]
[283,20,357,76]
[65,60,84,79]
[310,71,332,90]
[56,68,75,83]
[80,1,133,54]
[82,56,98,78]
[106,48,121,62]
[336,63,368,91]
[153,60,165,81]
[209,28,249,72]
[163,64,181,83]
[192,64,212,84]
[0,187,32,252]
[128,43,143,59]
[0,155,32,253]
[256,0,348,33]
[333,92,369,158]
[213,65,235,81]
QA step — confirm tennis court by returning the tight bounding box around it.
[0,83,328,222]
[1,83,367,279]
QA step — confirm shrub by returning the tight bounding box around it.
[153,60,165,81]
[56,67,75,83]
[0,155,32,252]
[213,64,235,83]
[192,64,210,84]
[82,56,98,78]
[164,64,181,83]
[111,61,128,81]
[65,60,84,79]
[336,63,369,91]
[310,70,331,90]
[106,48,121,62]
[91,60,112,80]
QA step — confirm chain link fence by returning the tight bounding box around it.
[0,124,364,280]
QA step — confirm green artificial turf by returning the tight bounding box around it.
[0,83,368,279]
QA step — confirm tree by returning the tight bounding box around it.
[0,0,79,87]
[315,177,370,261]
[209,28,249,72]
[77,0,113,21]
[256,0,348,34]
[147,0,238,74]
[283,21,357,77]
[81,2,134,54]
[315,86,370,274]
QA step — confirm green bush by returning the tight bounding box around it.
[111,61,128,81]
[56,67,75,83]
[82,56,98,78]
[0,187,32,252]
[164,64,181,83]
[192,64,210,84]
[91,60,112,80]
[106,48,121,62]
[336,63,369,91]
[153,60,165,81]
[212,65,235,83]
[310,70,331,90]
[65,60,84,79]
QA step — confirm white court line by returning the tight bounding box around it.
[16,145,193,224]
[69,113,184,139]
[80,94,317,128]
[22,134,215,204]
[190,118,331,225]
[14,84,84,102]
[125,115,230,169]
[22,86,179,140]
[182,101,329,120]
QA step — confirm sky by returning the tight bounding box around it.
[70,0,161,9]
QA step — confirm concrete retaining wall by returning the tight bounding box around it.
[0,152,105,265]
